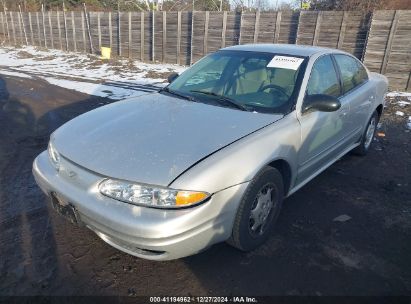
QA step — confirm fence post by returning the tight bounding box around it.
[83,4,93,54]
[118,10,121,56]
[17,9,24,45]
[41,5,47,48]
[151,11,155,61]
[10,12,16,45]
[71,11,77,51]
[63,5,68,50]
[253,11,260,43]
[238,11,243,44]
[274,11,282,43]
[162,11,166,63]
[361,12,372,62]
[57,11,62,50]
[140,12,144,61]
[221,11,227,48]
[18,5,28,45]
[0,12,4,43]
[4,10,10,44]
[177,11,181,64]
[29,12,34,45]
[97,12,101,50]
[190,11,194,65]
[381,10,399,74]
[203,11,209,56]
[313,11,322,46]
[337,11,347,49]
[36,12,41,46]
[81,11,86,52]
[109,12,113,49]
[128,12,132,58]
[48,10,54,48]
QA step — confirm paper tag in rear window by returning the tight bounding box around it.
[267,56,304,70]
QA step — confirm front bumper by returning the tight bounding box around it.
[33,151,248,260]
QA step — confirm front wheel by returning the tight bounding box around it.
[228,166,284,251]
[352,110,379,156]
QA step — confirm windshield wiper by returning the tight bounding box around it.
[160,87,196,102]
[190,90,249,111]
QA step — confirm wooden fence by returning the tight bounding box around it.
[0,10,410,91]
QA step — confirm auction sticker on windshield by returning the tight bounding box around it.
[267,55,304,70]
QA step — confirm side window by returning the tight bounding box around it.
[334,54,368,93]
[306,55,341,98]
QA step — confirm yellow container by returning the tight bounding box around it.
[101,47,111,59]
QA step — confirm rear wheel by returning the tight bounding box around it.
[228,166,284,251]
[353,110,379,156]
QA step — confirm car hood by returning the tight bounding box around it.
[53,93,282,187]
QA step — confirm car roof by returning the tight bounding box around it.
[221,44,340,57]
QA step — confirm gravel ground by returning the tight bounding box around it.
[0,74,410,296]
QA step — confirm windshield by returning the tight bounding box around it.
[166,50,307,114]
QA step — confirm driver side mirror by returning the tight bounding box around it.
[302,94,341,113]
[167,72,179,83]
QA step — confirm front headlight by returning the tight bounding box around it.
[99,179,210,209]
[47,140,60,171]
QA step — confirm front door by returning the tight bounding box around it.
[296,54,349,184]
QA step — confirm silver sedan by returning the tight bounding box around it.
[33,44,388,260]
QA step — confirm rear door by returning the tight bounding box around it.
[333,54,375,143]
[296,54,348,184]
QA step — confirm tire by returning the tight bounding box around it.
[352,110,379,156]
[228,166,284,252]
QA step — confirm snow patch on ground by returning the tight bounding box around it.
[44,77,151,100]
[0,46,186,99]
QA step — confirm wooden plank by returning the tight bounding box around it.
[36,12,41,46]
[10,12,16,45]
[71,11,76,51]
[141,12,144,61]
[177,11,181,64]
[117,11,121,56]
[17,10,23,45]
[62,7,68,50]
[221,11,227,48]
[109,11,113,48]
[274,11,281,43]
[42,6,47,48]
[312,11,322,46]
[381,10,399,74]
[4,10,10,43]
[83,4,93,54]
[253,11,260,43]
[97,12,101,50]
[57,11,62,50]
[337,11,347,49]
[29,12,35,46]
[361,11,372,61]
[152,11,155,61]
[204,11,209,55]
[190,12,194,65]
[48,11,54,48]
[162,11,166,63]
[0,12,5,43]
[128,12,132,58]
[238,11,243,44]
[19,7,28,45]
[81,11,86,51]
